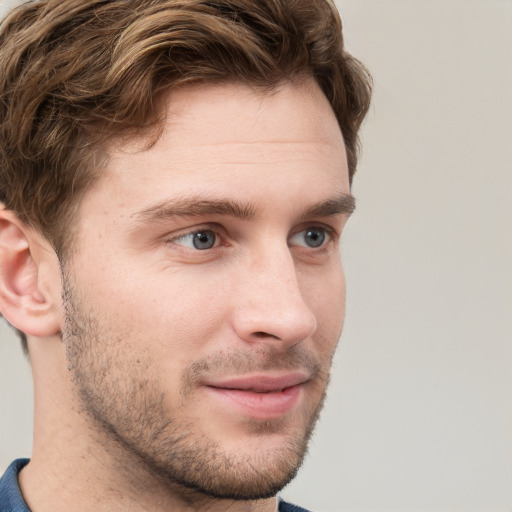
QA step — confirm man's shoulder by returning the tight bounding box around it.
[0,459,31,512]
[279,498,312,512]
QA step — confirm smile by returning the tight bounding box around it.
[203,373,308,419]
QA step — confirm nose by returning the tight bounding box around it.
[232,244,317,349]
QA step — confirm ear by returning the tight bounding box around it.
[0,207,62,338]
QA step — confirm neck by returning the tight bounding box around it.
[20,458,277,512]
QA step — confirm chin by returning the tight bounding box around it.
[147,409,322,501]
[155,436,309,501]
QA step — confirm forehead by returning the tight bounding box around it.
[156,79,343,147]
[79,79,349,226]
[107,80,345,177]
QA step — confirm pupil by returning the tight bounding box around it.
[193,231,215,250]
[305,228,325,248]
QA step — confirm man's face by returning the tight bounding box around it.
[62,79,351,499]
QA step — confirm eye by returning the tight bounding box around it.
[289,227,329,248]
[173,229,218,250]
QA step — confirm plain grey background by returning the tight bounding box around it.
[1,1,511,511]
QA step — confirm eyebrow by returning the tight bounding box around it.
[299,193,356,219]
[133,197,257,223]
[132,193,355,225]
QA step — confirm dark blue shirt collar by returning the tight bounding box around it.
[0,459,31,511]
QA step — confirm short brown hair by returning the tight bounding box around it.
[0,0,372,347]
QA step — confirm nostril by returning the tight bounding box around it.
[252,331,279,340]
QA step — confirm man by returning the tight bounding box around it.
[0,0,371,510]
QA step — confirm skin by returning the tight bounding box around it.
[0,78,352,511]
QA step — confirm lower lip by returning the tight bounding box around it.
[205,384,303,420]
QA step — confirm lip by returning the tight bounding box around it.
[203,373,308,420]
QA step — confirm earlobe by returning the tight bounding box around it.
[0,209,61,337]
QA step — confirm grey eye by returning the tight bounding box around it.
[304,228,326,247]
[174,230,218,250]
[192,230,217,250]
[289,227,327,248]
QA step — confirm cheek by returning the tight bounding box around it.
[139,273,233,356]
[302,261,346,346]
[77,260,231,364]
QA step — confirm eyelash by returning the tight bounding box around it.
[168,224,337,252]
[171,228,224,251]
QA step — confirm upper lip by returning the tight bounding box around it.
[204,373,309,393]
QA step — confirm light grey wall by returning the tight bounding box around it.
[0,0,19,17]
[284,1,512,510]
[1,1,511,511]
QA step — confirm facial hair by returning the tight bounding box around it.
[61,269,331,501]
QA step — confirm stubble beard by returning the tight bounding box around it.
[61,271,332,501]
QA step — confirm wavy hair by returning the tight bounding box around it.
[0,0,372,349]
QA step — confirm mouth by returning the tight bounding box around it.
[203,373,308,419]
